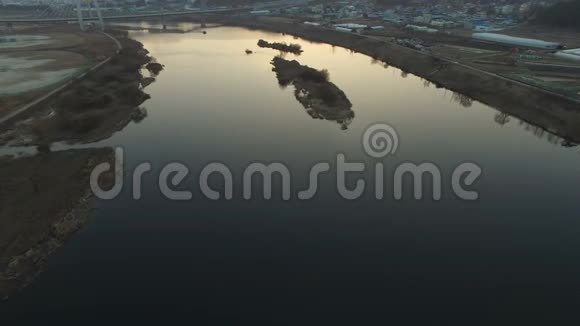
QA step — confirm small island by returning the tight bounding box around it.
[258,39,303,54]
[271,57,354,129]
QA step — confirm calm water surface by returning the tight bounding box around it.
[3,26,580,323]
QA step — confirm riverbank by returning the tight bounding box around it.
[0,148,114,300]
[0,28,156,300]
[201,15,580,142]
[0,31,159,146]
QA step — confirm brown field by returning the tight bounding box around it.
[0,25,117,118]
[0,50,89,96]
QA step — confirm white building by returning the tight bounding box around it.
[555,49,580,61]
[335,26,353,33]
[250,10,271,15]
[430,20,457,28]
[334,23,367,30]
[414,14,432,24]
[472,33,561,50]
[406,24,438,33]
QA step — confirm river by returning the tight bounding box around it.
[2,25,580,323]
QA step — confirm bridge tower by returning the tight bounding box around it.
[76,0,104,31]
[197,0,208,27]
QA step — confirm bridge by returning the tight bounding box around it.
[0,8,246,23]
[0,0,307,30]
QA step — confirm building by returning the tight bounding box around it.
[473,33,562,50]
[406,24,438,33]
[334,23,367,31]
[430,20,457,28]
[413,14,432,24]
[335,26,353,33]
[383,9,402,24]
[250,10,270,15]
[555,49,580,61]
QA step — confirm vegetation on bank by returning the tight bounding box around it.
[146,62,164,76]
[258,39,303,54]
[48,38,152,138]
[0,34,159,146]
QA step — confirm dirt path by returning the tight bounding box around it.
[0,32,122,126]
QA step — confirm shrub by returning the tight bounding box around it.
[300,68,329,83]
[318,84,337,105]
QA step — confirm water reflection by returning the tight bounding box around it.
[451,92,474,108]
[487,99,580,147]
[370,57,390,69]
[436,82,580,146]
[490,107,580,147]
[517,119,579,147]
[494,112,510,126]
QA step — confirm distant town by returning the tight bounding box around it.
[1,0,579,119]
[0,0,570,29]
